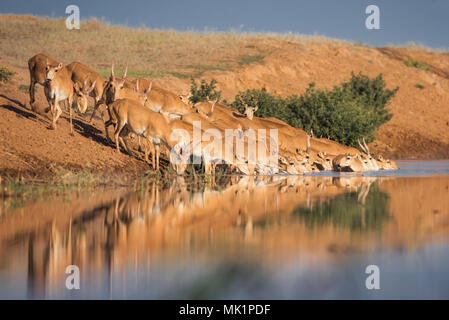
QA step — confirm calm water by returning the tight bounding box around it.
[1,161,449,299]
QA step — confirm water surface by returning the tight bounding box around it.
[1,160,449,299]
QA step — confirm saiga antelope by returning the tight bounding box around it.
[103,67,152,151]
[66,62,105,116]
[108,98,186,173]
[91,63,149,123]
[44,60,89,134]
[125,77,191,120]
[358,138,379,171]
[27,53,59,111]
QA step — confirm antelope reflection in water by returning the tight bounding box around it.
[1,173,449,298]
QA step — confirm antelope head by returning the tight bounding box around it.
[349,154,369,172]
[332,153,353,172]
[136,79,152,96]
[313,151,333,171]
[45,59,63,81]
[178,92,192,105]
[243,103,258,120]
[358,138,379,171]
[376,155,398,170]
[106,62,128,102]
[192,100,216,118]
[137,80,152,106]
[297,156,313,174]
[73,77,97,113]
[278,154,300,175]
[294,147,313,173]
[387,159,398,170]
[169,142,191,176]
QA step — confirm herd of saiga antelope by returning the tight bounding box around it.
[27,53,398,175]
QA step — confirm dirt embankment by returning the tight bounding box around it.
[0,61,150,178]
[1,15,449,178]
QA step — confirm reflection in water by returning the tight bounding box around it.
[293,182,391,232]
[1,162,449,299]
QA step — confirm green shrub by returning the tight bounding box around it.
[189,78,222,104]
[230,87,289,121]
[0,66,15,84]
[404,58,430,71]
[228,72,398,148]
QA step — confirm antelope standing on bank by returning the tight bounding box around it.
[66,62,105,116]
[108,98,187,173]
[27,53,59,111]
[44,60,88,134]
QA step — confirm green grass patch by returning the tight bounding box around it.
[404,58,430,71]
[96,69,166,79]
[166,71,192,79]
[415,83,425,90]
[0,66,15,84]
[238,54,265,66]
[184,64,232,78]
[19,84,34,92]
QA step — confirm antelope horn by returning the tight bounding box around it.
[111,62,115,79]
[207,99,217,118]
[306,134,311,153]
[310,129,314,137]
[358,139,368,154]
[88,79,97,93]
[144,81,152,95]
[362,138,370,155]
[136,79,139,91]
[123,65,128,79]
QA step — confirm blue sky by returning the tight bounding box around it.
[1,0,448,48]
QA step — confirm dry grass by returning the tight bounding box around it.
[0,15,356,79]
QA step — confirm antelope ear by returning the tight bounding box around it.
[57,63,63,69]
[254,106,258,112]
